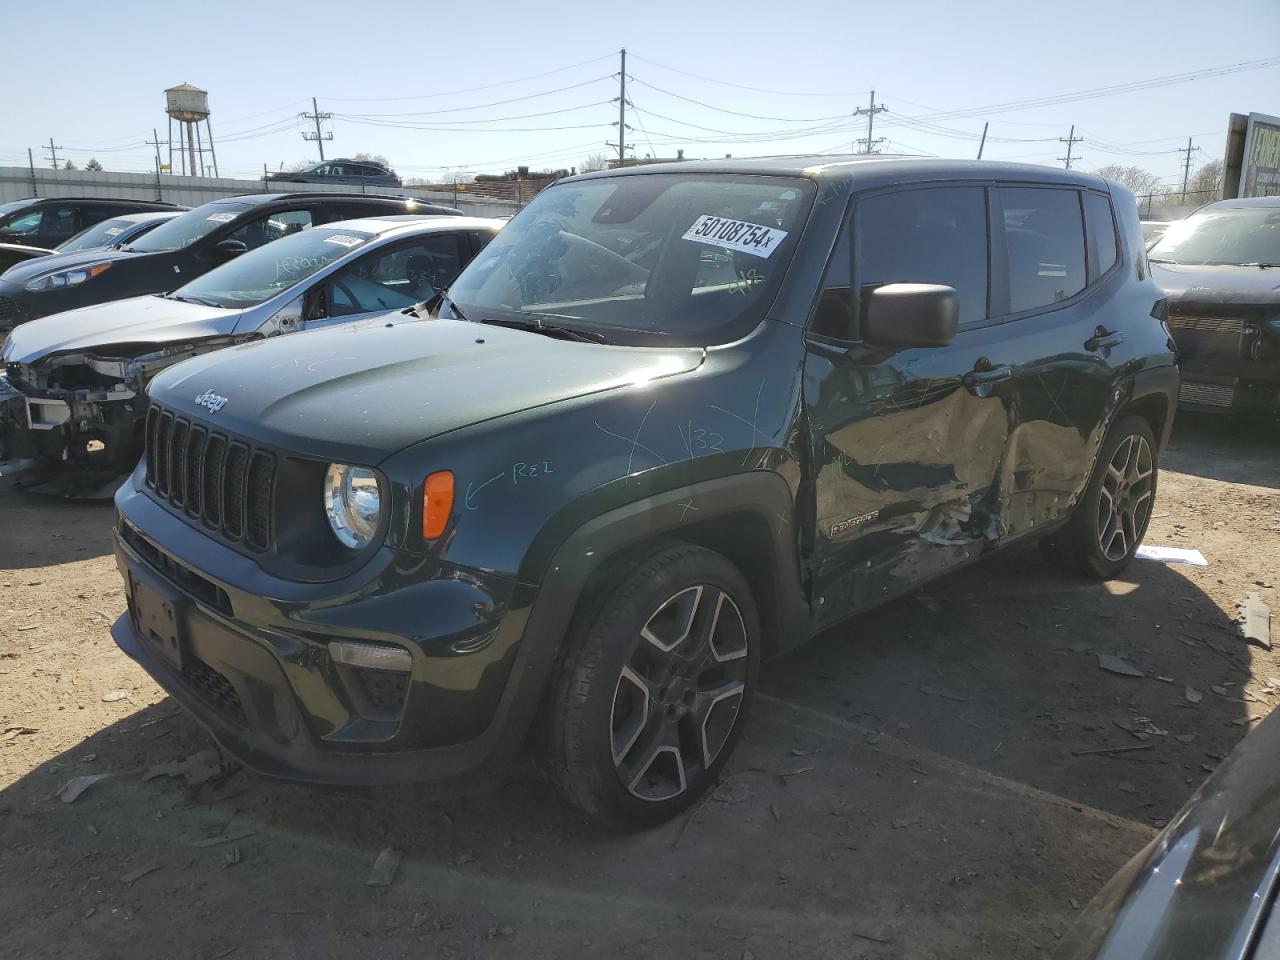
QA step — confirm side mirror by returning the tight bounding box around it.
[862,283,958,348]
[212,238,248,261]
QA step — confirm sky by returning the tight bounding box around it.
[2,0,1278,189]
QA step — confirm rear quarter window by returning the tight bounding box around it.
[1084,192,1119,282]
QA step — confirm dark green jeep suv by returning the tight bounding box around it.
[110,157,1179,828]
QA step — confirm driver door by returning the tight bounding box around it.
[303,233,466,329]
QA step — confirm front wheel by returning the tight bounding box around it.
[1044,414,1159,580]
[540,543,761,829]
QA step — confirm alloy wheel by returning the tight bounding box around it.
[609,585,749,802]
[1096,433,1154,562]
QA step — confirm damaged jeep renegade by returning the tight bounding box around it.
[110,157,1178,827]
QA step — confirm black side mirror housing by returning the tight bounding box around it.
[212,238,248,261]
[862,283,959,348]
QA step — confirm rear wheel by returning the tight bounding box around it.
[1043,414,1158,579]
[540,543,760,829]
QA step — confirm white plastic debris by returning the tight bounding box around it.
[1135,545,1207,566]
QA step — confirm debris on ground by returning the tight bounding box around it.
[1,725,37,741]
[55,773,110,803]
[891,816,920,829]
[192,829,255,848]
[1135,545,1208,566]
[1097,654,1144,678]
[367,847,402,887]
[1184,686,1203,704]
[1072,743,1153,757]
[142,749,235,787]
[121,863,162,885]
[100,689,130,703]
[1242,593,1272,650]
[223,847,242,868]
[1175,733,1198,744]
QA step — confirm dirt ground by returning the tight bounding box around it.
[1,412,1277,960]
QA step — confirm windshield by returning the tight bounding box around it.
[128,201,254,253]
[446,173,815,346]
[170,226,375,308]
[1148,206,1280,265]
[57,218,133,253]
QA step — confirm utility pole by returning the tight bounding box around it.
[1179,137,1200,203]
[27,147,38,197]
[977,122,989,160]
[1058,124,1083,169]
[146,129,168,201]
[301,97,334,161]
[44,137,62,170]
[854,89,888,154]
[617,48,627,165]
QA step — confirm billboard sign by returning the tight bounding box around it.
[1223,112,1280,199]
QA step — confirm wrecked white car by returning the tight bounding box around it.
[0,214,501,494]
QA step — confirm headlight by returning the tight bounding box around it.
[324,463,382,549]
[24,262,113,292]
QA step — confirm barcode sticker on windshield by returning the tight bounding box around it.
[104,227,124,236]
[324,234,364,248]
[206,212,236,223]
[682,215,786,259]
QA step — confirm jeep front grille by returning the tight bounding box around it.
[144,404,276,551]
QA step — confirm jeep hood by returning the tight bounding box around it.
[1150,261,1280,321]
[2,294,240,365]
[148,316,705,464]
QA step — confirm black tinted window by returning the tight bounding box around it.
[1084,192,1119,281]
[1000,187,1086,313]
[810,227,853,340]
[855,186,988,328]
[327,234,464,317]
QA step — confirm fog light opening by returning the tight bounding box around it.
[330,639,412,673]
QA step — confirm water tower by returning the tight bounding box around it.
[165,83,218,178]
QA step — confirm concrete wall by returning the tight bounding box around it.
[0,166,520,218]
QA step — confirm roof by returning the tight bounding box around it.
[215,192,432,207]
[4,197,181,208]
[1201,195,1280,209]
[323,215,505,235]
[564,153,1109,191]
[111,210,183,224]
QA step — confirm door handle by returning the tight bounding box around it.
[962,363,1012,390]
[1085,327,1126,352]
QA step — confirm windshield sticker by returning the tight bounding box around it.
[324,234,364,248]
[103,227,124,236]
[206,212,236,223]
[682,215,787,259]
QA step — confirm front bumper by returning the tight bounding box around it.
[111,479,544,789]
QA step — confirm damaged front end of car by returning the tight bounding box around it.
[1,336,247,496]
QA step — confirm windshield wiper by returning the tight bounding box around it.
[479,316,608,344]
[165,293,223,307]
[1240,262,1279,269]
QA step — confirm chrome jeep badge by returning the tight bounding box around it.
[194,389,229,414]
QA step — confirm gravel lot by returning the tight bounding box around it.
[1,412,1277,960]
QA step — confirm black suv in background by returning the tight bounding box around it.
[111,158,1177,828]
[0,196,181,249]
[0,192,460,332]
[266,159,402,188]
[1147,195,1280,416]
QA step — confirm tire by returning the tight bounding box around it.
[1046,414,1159,580]
[540,542,761,829]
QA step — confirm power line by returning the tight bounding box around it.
[628,52,864,98]
[319,53,617,103]
[332,101,614,126]
[334,76,617,119]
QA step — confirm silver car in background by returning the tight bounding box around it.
[0,214,502,494]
